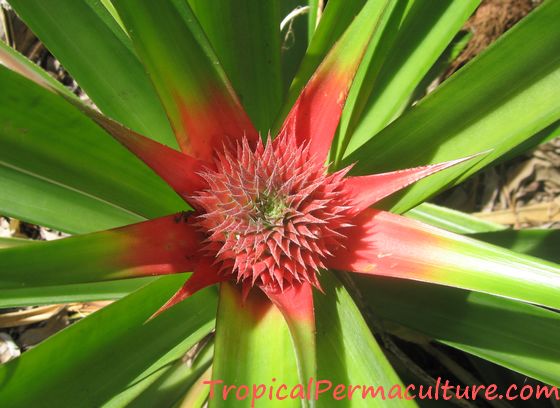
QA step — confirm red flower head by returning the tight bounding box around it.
[101,49,475,329]
[193,135,354,295]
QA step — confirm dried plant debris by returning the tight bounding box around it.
[0,305,66,330]
[0,332,20,363]
[0,216,68,241]
[0,301,111,357]
[438,137,560,228]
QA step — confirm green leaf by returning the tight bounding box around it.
[211,282,300,408]
[0,238,132,287]
[307,0,320,41]
[8,0,176,146]
[0,65,184,234]
[344,0,560,214]
[175,364,212,408]
[315,272,417,407]
[406,205,560,263]
[405,203,506,234]
[0,214,198,289]
[188,0,283,132]
[0,278,153,308]
[333,209,560,311]
[0,275,217,406]
[280,1,310,93]
[0,39,77,99]
[406,29,473,109]
[99,0,127,33]
[408,205,560,263]
[112,0,258,159]
[360,276,560,386]
[105,342,213,408]
[471,229,560,264]
[263,282,317,404]
[335,0,479,160]
[0,237,30,249]
[282,0,366,116]
[278,0,398,161]
[498,119,560,163]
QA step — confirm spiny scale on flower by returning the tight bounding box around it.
[192,134,354,296]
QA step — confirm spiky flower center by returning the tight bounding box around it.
[253,192,286,227]
[193,136,353,292]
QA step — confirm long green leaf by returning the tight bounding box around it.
[211,282,300,408]
[498,119,560,164]
[408,205,560,264]
[0,65,184,234]
[359,276,560,386]
[332,209,560,311]
[263,283,317,405]
[406,203,506,234]
[316,272,417,407]
[280,2,312,94]
[0,214,198,289]
[188,0,283,132]
[307,0,320,41]
[335,0,479,160]
[112,0,257,160]
[406,205,560,263]
[344,1,560,214]
[406,29,473,110]
[278,0,397,161]
[0,278,152,308]
[174,364,212,408]
[0,39,77,99]
[105,343,214,408]
[471,229,560,264]
[277,0,366,128]
[0,275,217,406]
[8,0,176,146]
[0,237,30,249]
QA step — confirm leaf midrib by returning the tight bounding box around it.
[0,159,146,221]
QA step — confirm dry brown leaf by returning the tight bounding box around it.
[0,304,65,328]
[473,199,560,225]
[19,312,69,348]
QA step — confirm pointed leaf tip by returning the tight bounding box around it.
[149,258,227,320]
[344,152,488,213]
[93,114,208,203]
[278,0,396,162]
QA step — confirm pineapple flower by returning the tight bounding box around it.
[66,14,482,383]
